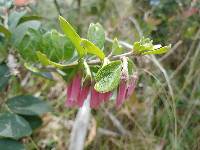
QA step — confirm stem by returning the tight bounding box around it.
[54,0,62,15]
[69,93,91,150]
[29,137,40,150]
[64,51,134,68]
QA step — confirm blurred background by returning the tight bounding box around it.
[0,0,200,149]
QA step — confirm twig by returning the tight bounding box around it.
[61,51,134,68]
[170,28,200,79]
[159,40,183,62]
[98,128,120,137]
[105,110,130,136]
[129,16,143,38]
[53,0,62,16]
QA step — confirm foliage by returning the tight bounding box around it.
[0,0,199,149]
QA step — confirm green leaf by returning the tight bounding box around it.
[80,39,105,60]
[17,29,42,62]
[133,37,154,53]
[8,11,26,31]
[133,37,171,55]
[18,15,43,25]
[78,59,92,83]
[0,113,32,139]
[12,20,41,46]
[127,58,136,76]
[22,115,43,130]
[6,95,52,116]
[36,51,67,69]
[0,25,11,38]
[41,30,74,62]
[0,64,10,92]
[142,44,171,55]
[59,16,85,56]
[94,60,122,93]
[87,23,105,49]
[24,63,54,80]
[18,29,74,63]
[112,38,123,55]
[0,139,26,150]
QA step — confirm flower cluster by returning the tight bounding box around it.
[65,59,138,109]
[66,72,112,109]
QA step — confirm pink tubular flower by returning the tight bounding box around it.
[116,74,138,108]
[116,79,127,107]
[90,88,112,109]
[65,73,81,107]
[65,57,138,109]
[90,88,100,109]
[77,85,90,107]
[126,74,138,99]
[66,74,112,109]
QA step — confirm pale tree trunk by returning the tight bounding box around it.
[69,93,91,150]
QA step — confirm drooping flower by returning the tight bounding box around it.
[116,79,127,107]
[65,57,138,109]
[65,73,112,108]
[116,74,138,108]
[116,57,138,107]
[65,73,81,107]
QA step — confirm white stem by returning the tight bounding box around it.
[69,93,91,150]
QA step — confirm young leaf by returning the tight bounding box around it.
[36,51,66,69]
[0,139,26,150]
[59,16,85,57]
[17,29,42,62]
[133,37,154,54]
[41,30,75,62]
[141,44,171,55]
[79,59,92,83]
[95,60,122,93]
[127,58,136,76]
[0,113,32,139]
[112,38,123,55]
[133,37,171,55]
[6,95,52,116]
[87,23,105,49]
[80,39,105,60]
[24,63,54,80]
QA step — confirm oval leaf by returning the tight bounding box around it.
[112,38,123,55]
[22,115,43,130]
[12,20,41,46]
[81,39,105,60]
[0,139,26,150]
[0,113,32,139]
[36,51,68,69]
[6,95,52,116]
[94,60,122,93]
[59,16,85,56]
[142,44,171,55]
[24,63,54,80]
[87,23,105,49]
